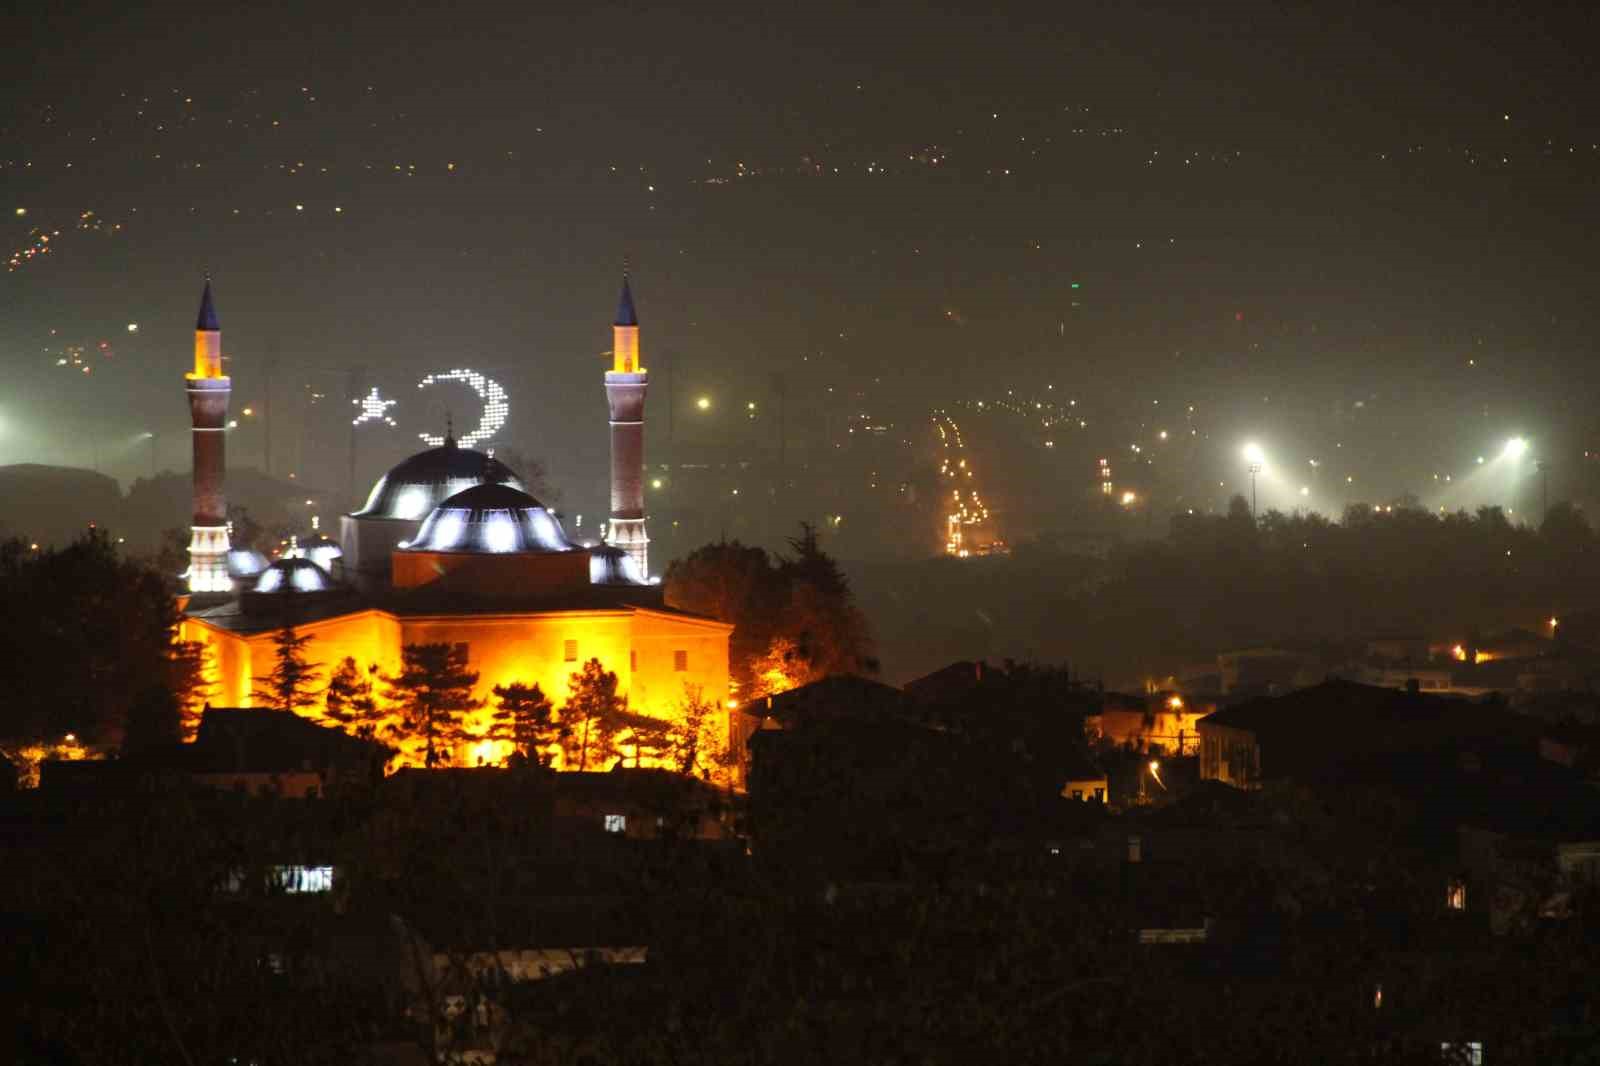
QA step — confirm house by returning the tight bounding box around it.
[901,659,989,704]
[1196,680,1526,790]
[1087,691,1210,755]
[40,706,391,797]
[1215,648,1323,695]
[548,767,734,840]
[746,673,909,730]
[1060,750,1108,803]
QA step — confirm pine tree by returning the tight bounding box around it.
[251,626,323,712]
[383,643,482,767]
[561,658,628,771]
[486,681,560,766]
[166,639,214,739]
[323,657,383,739]
[779,521,876,681]
[122,684,184,756]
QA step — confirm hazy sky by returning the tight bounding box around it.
[3,0,1596,517]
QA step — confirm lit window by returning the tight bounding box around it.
[674,650,688,672]
[564,639,578,663]
[274,865,333,893]
[603,814,626,834]
[1446,880,1467,911]
[1441,1043,1483,1066]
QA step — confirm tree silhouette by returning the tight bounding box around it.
[384,642,482,767]
[322,656,383,739]
[121,684,184,755]
[779,522,877,682]
[251,626,323,712]
[166,639,213,739]
[485,681,560,766]
[561,658,627,771]
[664,525,876,696]
[0,529,187,745]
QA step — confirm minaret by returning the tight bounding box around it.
[604,272,649,576]
[185,277,232,594]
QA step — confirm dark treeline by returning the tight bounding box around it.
[9,756,1600,1063]
[860,499,1600,684]
[0,531,206,747]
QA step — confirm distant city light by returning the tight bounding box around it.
[1120,490,1137,506]
[126,322,139,333]
[650,478,663,489]
[696,396,711,411]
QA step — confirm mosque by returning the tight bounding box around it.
[176,276,735,775]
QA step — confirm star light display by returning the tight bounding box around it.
[416,369,508,449]
[351,386,397,427]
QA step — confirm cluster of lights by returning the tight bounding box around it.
[935,412,991,557]
[417,369,508,449]
[7,226,58,272]
[351,386,398,427]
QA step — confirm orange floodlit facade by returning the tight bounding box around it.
[177,270,736,784]
[179,603,733,778]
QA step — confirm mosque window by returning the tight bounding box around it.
[674,650,688,672]
[564,639,578,663]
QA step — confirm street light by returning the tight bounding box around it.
[1241,443,1265,519]
[695,395,711,411]
[1503,437,1528,460]
[142,431,156,478]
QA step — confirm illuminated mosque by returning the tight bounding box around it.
[177,276,734,774]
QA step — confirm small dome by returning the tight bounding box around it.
[286,534,343,573]
[226,548,269,579]
[589,544,647,586]
[403,484,573,554]
[353,441,523,521]
[253,557,335,594]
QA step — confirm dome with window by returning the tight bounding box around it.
[402,483,573,554]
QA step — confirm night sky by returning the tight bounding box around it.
[3,0,1597,528]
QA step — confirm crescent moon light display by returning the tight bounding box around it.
[416,369,509,448]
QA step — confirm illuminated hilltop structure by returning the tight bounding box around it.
[179,275,733,774]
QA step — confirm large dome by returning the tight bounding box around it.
[402,483,574,554]
[353,441,523,521]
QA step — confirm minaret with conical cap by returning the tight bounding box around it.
[185,278,233,594]
[604,272,649,576]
